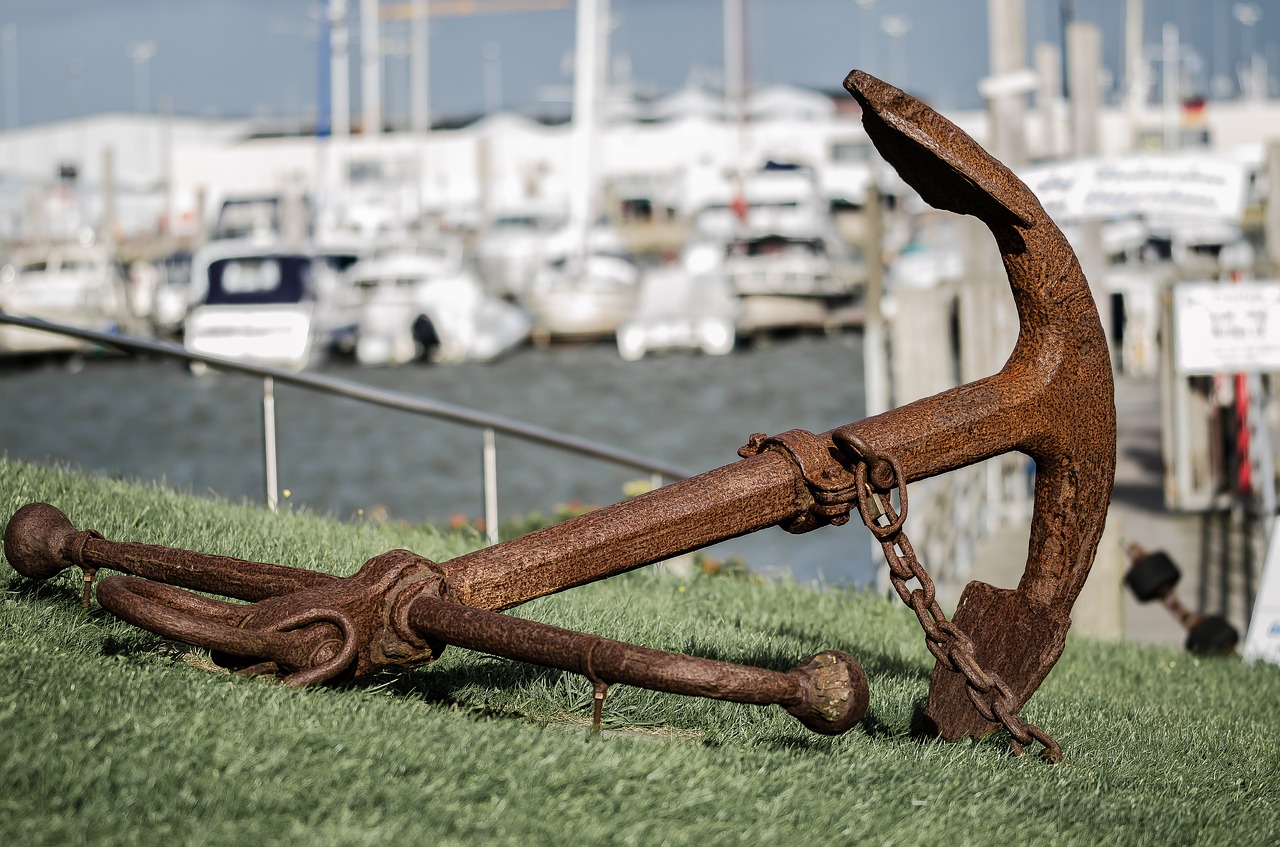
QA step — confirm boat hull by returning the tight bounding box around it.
[735,294,851,334]
[184,305,316,371]
[526,287,636,341]
[0,315,111,356]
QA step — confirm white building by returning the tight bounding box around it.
[1,81,1279,246]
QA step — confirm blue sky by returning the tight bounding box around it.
[1,0,1277,127]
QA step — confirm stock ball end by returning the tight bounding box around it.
[784,650,869,735]
[3,502,77,581]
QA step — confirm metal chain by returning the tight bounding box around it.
[835,433,1062,763]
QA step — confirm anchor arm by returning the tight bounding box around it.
[840,70,1116,739]
[407,595,869,735]
[2,500,340,601]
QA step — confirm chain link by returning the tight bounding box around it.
[835,432,1062,763]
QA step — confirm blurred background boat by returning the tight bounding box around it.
[0,240,134,356]
[342,242,531,366]
[615,248,738,361]
[182,238,361,372]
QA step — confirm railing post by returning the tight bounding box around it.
[483,427,498,545]
[263,377,279,513]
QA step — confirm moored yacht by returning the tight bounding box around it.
[474,207,567,301]
[523,249,640,344]
[0,242,133,356]
[616,244,738,361]
[182,240,360,371]
[690,162,865,335]
[342,243,532,366]
[720,230,863,333]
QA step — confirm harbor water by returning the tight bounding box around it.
[0,333,877,585]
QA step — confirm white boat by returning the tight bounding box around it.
[689,162,864,334]
[693,161,831,240]
[720,230,863,333]
[0,242,132,356]
[886,215,965,291]
[343,246,532,366]
[183,241,360,371]
[473,208,566,300]
[523,250,640,343]
[136,250,195,338]
[210,195,295,242]
[616,248,738,361]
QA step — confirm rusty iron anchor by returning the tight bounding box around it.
[1,70,1115,758]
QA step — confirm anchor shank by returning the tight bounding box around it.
[439,450,809,611]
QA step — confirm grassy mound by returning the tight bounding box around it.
[2,458,1277,846]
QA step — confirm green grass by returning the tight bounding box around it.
[2,456,1278,846]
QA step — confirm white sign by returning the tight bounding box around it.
[1244,521,1280,666]
[978,68,1039,99]
[1020,154,1247,225]
[1173,281,1280,375]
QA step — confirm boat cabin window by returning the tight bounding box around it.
[619,198,653,222]
[213,199,280,240]
[830,140,874,163]
[20,261,48,273]
[351,276,418,292]
[492,215,559,230]
[728,236,826,258]
[348,161,385,183]
[206,256,311,305]
[320,253,361,273]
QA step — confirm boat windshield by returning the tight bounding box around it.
[58,259,98,271]
[205,255,311,305]
[160,252,193,287]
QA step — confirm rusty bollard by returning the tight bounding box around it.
[2,69,1114,759]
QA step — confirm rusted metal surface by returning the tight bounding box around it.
[1,70,1114,758]
[407,596,868,735]
[841,434,1066,760]
[3,500,869,732]
[839,70,1116,746]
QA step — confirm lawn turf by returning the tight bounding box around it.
[2,457,1278,846]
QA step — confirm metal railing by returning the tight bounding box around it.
[0,314,692,543]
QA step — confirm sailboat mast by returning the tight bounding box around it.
[329,0,351,139]
[410,0,430,134]
[570,0,606,256]
[360,0,382,135]
[724,0,746,126]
